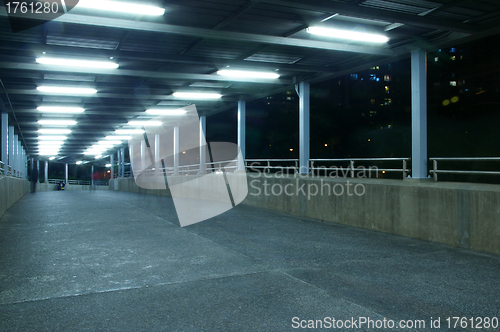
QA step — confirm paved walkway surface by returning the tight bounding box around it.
[0,191,499,331]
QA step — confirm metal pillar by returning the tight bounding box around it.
[173,126,179,175]
[91,165,94,186]
[65,163,69,184]
[45,161,49,183]
[141,140,147,172]
[199,116,206,174]
[36,160,40,183]
[411,48,428,179]
[154,134,160,177]
[13,134,18,176]
[110,154,114,180]
[8,126,14,174]
[1,113,7,165]
[237,101,246,171]
[117,150,122,178]
[298,82,310,175]
[120,148,125,177]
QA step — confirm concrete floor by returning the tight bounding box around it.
[0,191,499,331]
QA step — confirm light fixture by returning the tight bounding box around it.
[85,151,105,156]
[38,120,77,126]
[38,141,65,146]
[36,58,118,69]
[115,129,145,134]
[98,141,122,145]
[37,106,85,113]
[105,164,112,168]
[95,155,103,159]
[173,92,222,99]
[145,109,187,116]
[77,0,166,16]
[37,86,97,95]
[39,152,59,156]
[306,26,389,43]
[76,161,83,165]
[39,136,67,141]
[128,121,163,126]
[217,70,280,79]
[38,129,72,134]
[92,144,113,149]
[105,136,132,140]
[49,157,56,160]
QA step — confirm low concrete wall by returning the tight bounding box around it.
[36,183,109,191]
[110,175,500,255]
[0,176,29,218]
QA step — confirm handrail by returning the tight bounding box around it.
[310,158,410,179]
[245,159,299,173]
[429,157,500,181]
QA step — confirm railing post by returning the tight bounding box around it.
[267,160,270,174]
[311,160,314,177]
[433,159,438,182]
[350,160,355,178]
[403,159,407,179]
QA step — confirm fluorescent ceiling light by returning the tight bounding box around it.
[38,120,77,126]
[105,136,131,140]
[37,106,85,113]
[76,161,83,165]
[98,141,122,145]
[78,0,165,16]
[105,164,112,168]
[38,129,72,134]
[145,109,187,116]
[115,129,144,134]
[95,155,103,159]
[39,136,68,140]
[128,121,163,126]
[39,152,59,156]
[173,92,222,99]
[92,144,113,149]
[217,70,280,79]
[49,157,56,160]
[38,141,65,145]
[85,151,104,156]
[37,86,97,95]
[36,58,119,69]
[307,26,389,43]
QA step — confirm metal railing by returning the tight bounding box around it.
[48,179,91,186]
[245,159,299,173]
[430,157,500,182]
[0,161,25,178]
[123,160,239,178]
[310,158,410,179]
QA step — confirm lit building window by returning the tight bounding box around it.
[384,75,391,82]
[384,98,392,105]
[385,86,390,93]
[435,57,439,62]
[450,81,457,87]
[350,74,358,80]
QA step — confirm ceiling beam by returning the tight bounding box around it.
[1,10,395,56]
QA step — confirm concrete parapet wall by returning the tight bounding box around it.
[0,176,29,218]
[110,175,500,254]
[36,183,109,192]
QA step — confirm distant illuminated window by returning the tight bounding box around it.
[384,98,392,105]
[371,99,376,105]
[435,57,439,62]
[286,97,292,100]
[451,56,456,61]
[450,81,457,86]
[350,74,358,80]
[384,75,391,82]
[450,47,456,53]
[370,74,377,81]
[385,86,390,93]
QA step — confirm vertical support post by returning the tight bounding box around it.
[13,135,18,176]
[117,150,122,178]
[199,116,206,174]
[298,82,310,175]
[237,101,246,172]
[45,161,49,183]
[120,148,125,177]
[65,163,69,185]
[91,165,94,186]
[411,48,428,179]
[36,160,40,183]
[110,154,114,180]
[8,126,14,175]
[154,134,160,177]
[1,113,7,165]
[433,159,438,182]
[128,145,133,177]
[173,126,179,175]
[140,140,147,172]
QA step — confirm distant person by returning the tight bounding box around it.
[30,165,38,193]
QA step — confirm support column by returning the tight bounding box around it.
[1,113,7,166]
[13,134,18,176]
[173,126,179,175]
[154,134,160,177]
[91,165,94,186]
[117,150,122,178]
[110,154,114,180]
[141,140,147,172]
[199,116,206,174]
[298,82,310,175]
[18,141,22,177]
[36,160,40,183]
[237,101,246,172]
[65,163,69,184]
[8,126,14,175]
[45,161,49,183]
[411,48,428,179]
[120,148,125,177]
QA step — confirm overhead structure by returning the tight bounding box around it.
[0,0,499,164]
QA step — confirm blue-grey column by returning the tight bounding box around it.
[91,165,94,186]
[173,126,179,175]
[36,160,40,183]
[237,101,246,171]
[117,150,121,178]
[199,116,206,174]
[65,163,69,184]
[155,134,160,177]
[8,126,14,174]
[1,113,7,166]
[141,140,147,172]
[411,49,428,179]
[128,145,133,178]
[299,82,310,175]
[120,148,125,177]
[110,154,114,180]
[45,161,49,183]
[13,134,19,176]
